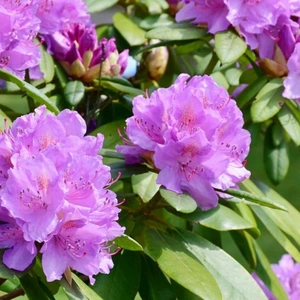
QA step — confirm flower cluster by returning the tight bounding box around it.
[0,0,90,78]
[253,254,300,299]
[176,0,300,100]
[0,0,41,78]
[117,74,251,210]
[0,106,124,284]
[44,23,129,82]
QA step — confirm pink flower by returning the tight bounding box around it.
[117,74,251,210]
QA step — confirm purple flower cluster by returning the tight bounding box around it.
[44,23,129,82]
[176,0,300,101]
[0,0,90,78]
[0,106,124,284]
[253,254,300,300]
[117,74,251,210]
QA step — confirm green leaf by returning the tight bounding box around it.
[90,120,125,149]
[277,104,300,146]
[172,205,256,232]
[64,81,85,106]
[253,241,289,300]
[215,30,247,64]
[109,161,151,179]
[264,124,289,185]
[85,0,118,13]
[71,273,103,300]
[175,229,268,300]
[139,256,176,300]
[0,69,59,114]
[251,206,300,262]
[251,79,283,123]
[139,0,169,14]
[146,23,207,41]
[113,13,146,46]
[255,181,300,250]
[19,273,51,300]
[145,230,222,300]
[114,234,143,251]
[100,149,124,160]
[160,188,197,213]
[92,251,141,300]
[39,46,55,83]
[222,186,287,211]
[101,80,144,96]
[210,72,229,90]
[139,14,174,30]
[132,172,160,203]
[236,76,268,108]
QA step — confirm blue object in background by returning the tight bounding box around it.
[122,56,138,79]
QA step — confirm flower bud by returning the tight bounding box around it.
[144,39,169,81]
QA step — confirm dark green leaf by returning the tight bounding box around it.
[251,79,283,122]
[0,69,59,114]
[264,124,289,185]
[113,13,146,46]
[132,172,160,203]
[223,185,287,211]
[160,188,197,213]
[92,251,141,300]
[253,241,289,300]
[215,30,247,64]
[114,234,143,251]
[64,81,85,106]
[139,0,169,14]
[85,0,118,13]
[101,80,144,96]
[146,23,207,41]
[109,161,151,179]
[145,230,222,300]
[139,256,176,300]
[175,229,268,300]
[236,77,268,108]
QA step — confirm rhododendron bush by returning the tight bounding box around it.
[1,0,300,299]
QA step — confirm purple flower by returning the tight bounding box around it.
[0,106,125,282]
[117,74,251,210]
[37,0,90,34]
[283,43,300,99]
[44,24,128,82]
[253,254,300,300]
[176,0,230,34]
[0,0,41,78]
[0,207,37,271]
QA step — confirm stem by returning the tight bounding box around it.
[25,70,35,112]
[0,289,25,300]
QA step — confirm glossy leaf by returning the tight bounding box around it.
[236,77,268,108]
[146,23,207,41]
[175,229,268,300]
[277,104,300,146]
[145,230,222,300]
[222,186,287,211]
[215,30,247,64]
[85,0,118,13]
[160,188,197,213]
[251,206,300,262]
[39,47,55,83]
[92,251,141,300]
[0,69,59,114]
[139,14,174,30]
[172,205,256,232]
[101,80,144,96]
[114,234,143,251]
[264,124,289,185]
[132,172,160,203]
[251,79,283,122]
[64,81,85,106]
[113,13,146,46]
